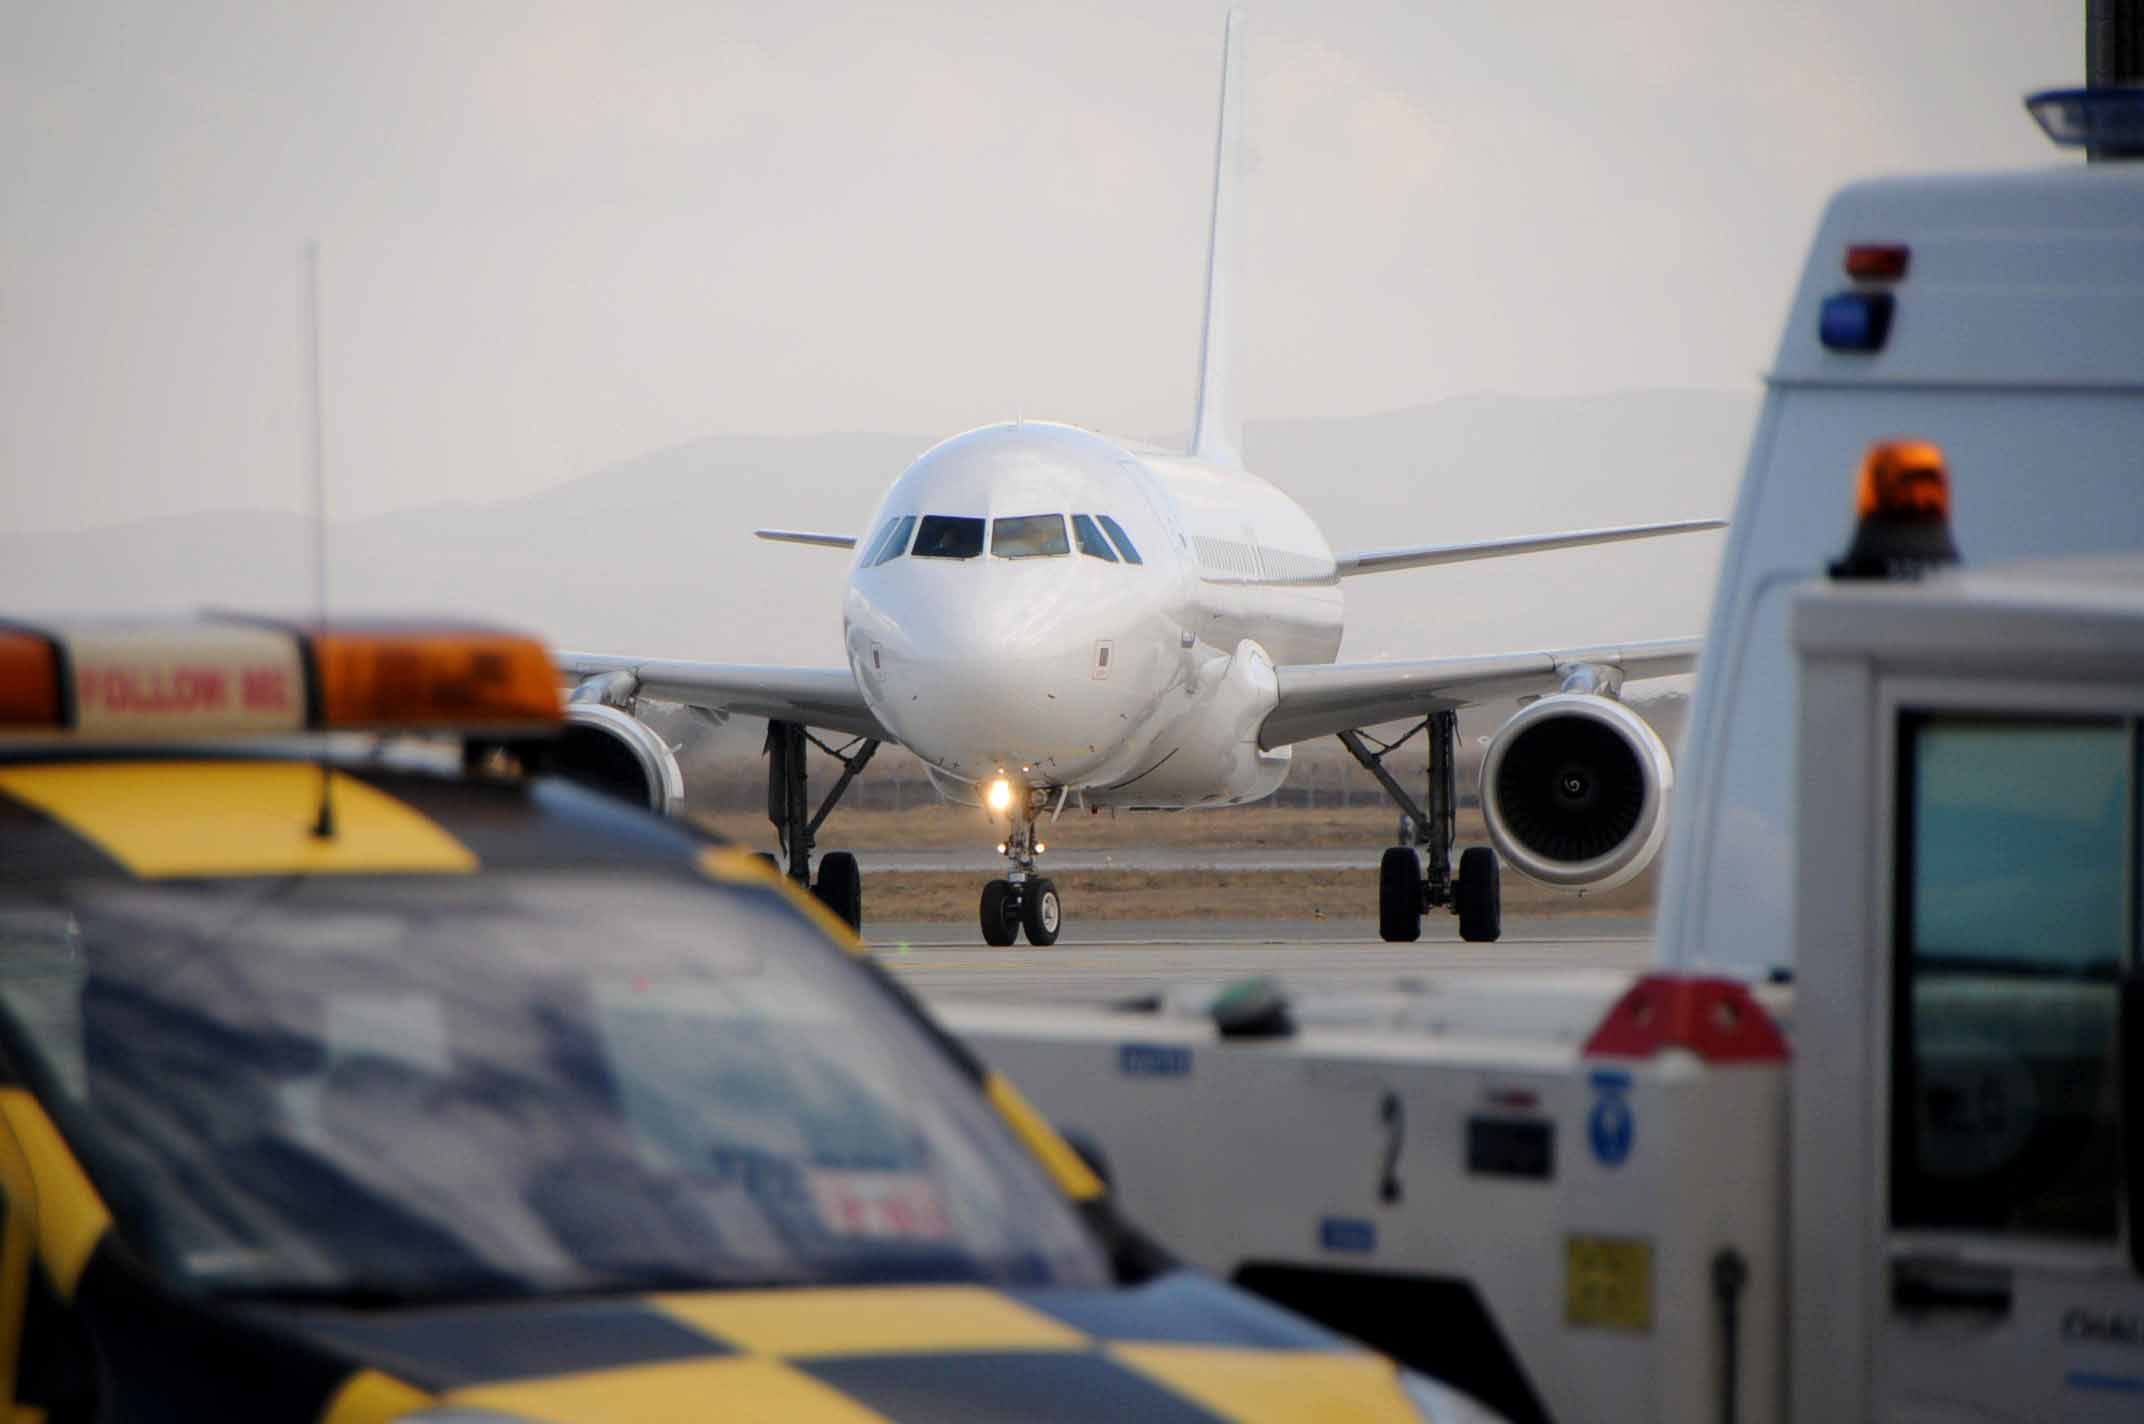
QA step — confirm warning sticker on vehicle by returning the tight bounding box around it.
[1565,1234,1652,1333]
[807,1170,954,1242]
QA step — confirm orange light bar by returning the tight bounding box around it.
[1844,243,1910,282]
[0,630,61,727]
[1853,439,1950,522]
[311,626,562,729]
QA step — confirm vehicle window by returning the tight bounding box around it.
[1071,515,1118,562]
[1890,717,2132,1241]
[871,514,917,567]
[911,516,985,560]
[860,518,903,567]
[991,515,1069,559]
[1097,515,1143,565]
[0,874,1108,1301]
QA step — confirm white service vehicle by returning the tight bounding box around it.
[948,94,2144,1424]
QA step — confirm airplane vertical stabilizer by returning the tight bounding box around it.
[1190,10,1247,469]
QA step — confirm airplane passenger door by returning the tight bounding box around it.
[1878,713,2143,1423]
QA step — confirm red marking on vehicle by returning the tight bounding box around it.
[1485,1088,1539,1111]
[1583,974,1789,1063]
[807,1171,953,1241]
[78,664,232,715]
[240,666,292,710]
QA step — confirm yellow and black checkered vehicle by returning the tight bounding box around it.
[0,617,1479,1423]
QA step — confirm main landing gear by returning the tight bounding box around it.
[1341,709,1502,944]
[980,801,1061,947]
[766,720,878,933]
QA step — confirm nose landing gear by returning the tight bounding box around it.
[1344,710,1502,944]
[980,805,1061,946]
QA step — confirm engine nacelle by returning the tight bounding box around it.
[555,702,685,815]
[1480,692,1672,891]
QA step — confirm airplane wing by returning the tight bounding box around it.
[1334,519,1722,577]
[556,652,890,741]
[1259,637,1700,749]
[755,529,857,549]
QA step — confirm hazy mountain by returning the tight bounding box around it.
[2,389,1753,666]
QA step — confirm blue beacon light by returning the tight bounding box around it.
[1819,290,1894,353]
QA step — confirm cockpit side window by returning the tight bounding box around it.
[991,515,1069,559]
[860,517,902,567]
[871,514,917,567]
[1071,515,1118,562]
[1097,515,1143,565]
[912,515,985,560]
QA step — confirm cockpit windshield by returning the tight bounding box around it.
[991,515,1069,559]
[1071,515,1118,562]
[912,516,985,560]
[890,513,1137,566]
[869,514,916,567]
[1096,515,1143,565]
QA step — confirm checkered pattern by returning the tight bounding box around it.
[296,1274,1419,1422]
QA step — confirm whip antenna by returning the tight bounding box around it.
[301,239,336,839]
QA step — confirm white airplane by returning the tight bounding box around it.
[557,13,1718,946]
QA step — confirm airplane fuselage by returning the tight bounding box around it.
[842,421,1342,810]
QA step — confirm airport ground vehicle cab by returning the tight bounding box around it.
[0,617,1472,1422]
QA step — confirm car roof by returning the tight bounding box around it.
[0,747,721,884]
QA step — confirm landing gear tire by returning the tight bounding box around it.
[1022,879,1062,946]
[1379,847,1424,944]
[1457,846,1502,943]
[980,880,1020,947]
[814,851,862,932]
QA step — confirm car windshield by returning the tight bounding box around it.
[911,515,985,559]
[0,873,1108,1302]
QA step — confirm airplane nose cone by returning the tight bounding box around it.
[857,574,1126,780]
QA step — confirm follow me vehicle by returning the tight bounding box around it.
[0,617,1487,1422]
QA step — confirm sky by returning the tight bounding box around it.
[1,1,2079,535]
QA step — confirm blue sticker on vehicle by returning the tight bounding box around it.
[1588,1070,1635,1168]
[1319,1217,1377,1253]
[1118,1043,1193,1078]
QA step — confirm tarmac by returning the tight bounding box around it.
[867,913,1655,1006]
[850,848,1386,873]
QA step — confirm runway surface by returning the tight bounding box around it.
[854,848,1382,873]
[867,914,1655,1006]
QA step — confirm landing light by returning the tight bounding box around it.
[986,777,1014,812]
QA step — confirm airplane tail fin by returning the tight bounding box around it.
[1189,10,1247,469]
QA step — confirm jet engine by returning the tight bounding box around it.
[1479,691,1672,891]
[555,699,685,816]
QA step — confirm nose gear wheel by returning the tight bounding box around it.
[980,880,1020,946]
[1023,879,1062,945]
[980,795,1063,945]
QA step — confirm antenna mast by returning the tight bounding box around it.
[301,240,336,839]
